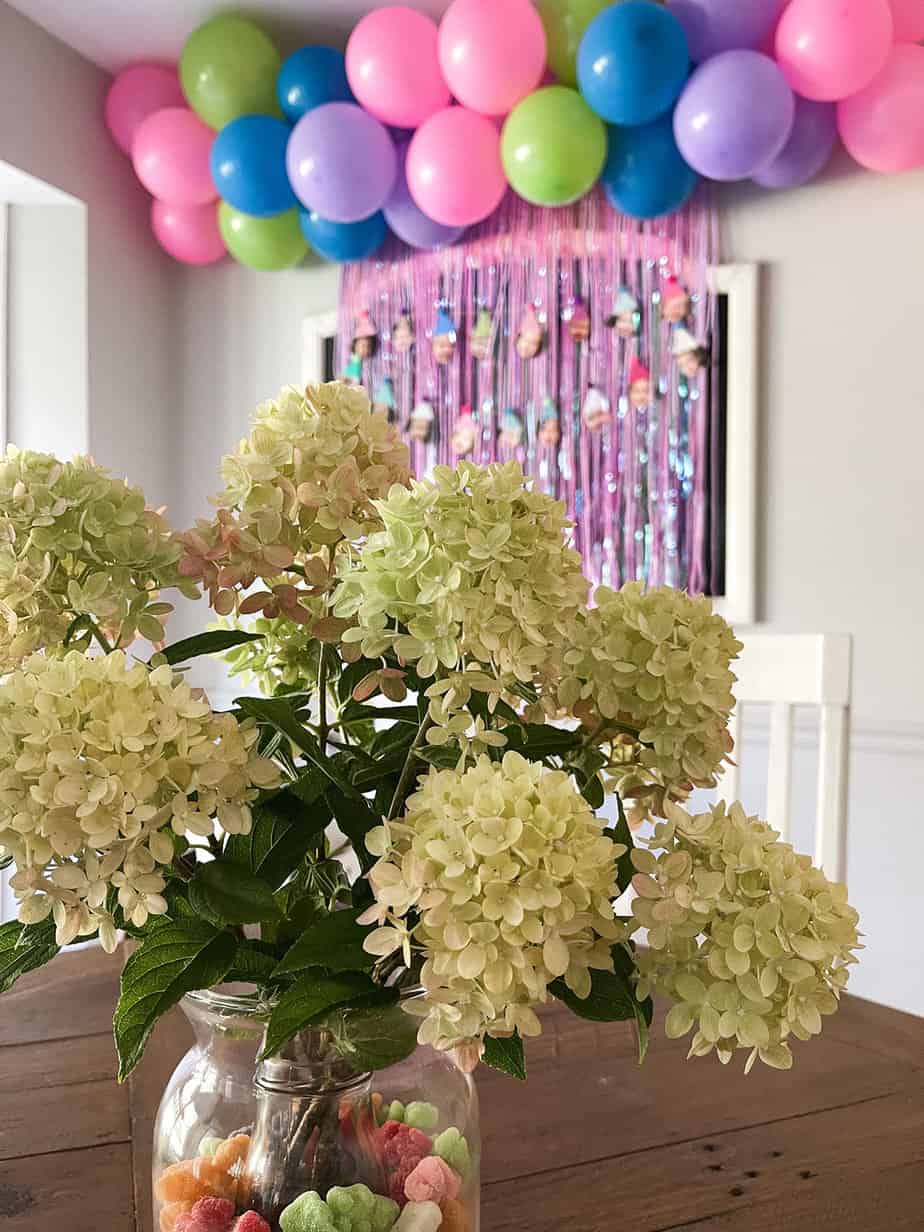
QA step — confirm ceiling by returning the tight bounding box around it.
[6,0,454,74]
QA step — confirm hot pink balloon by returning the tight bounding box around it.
[407,107,506,226]
[105,63,185,156]
[838,43,924,172]
[775,0,893,101]
[346,6,450,129]
[132,107,217,205]
[438,0,547,116]
[889,0,924,41]
[151,199,226,265]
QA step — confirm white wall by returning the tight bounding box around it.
[0,0,176,504]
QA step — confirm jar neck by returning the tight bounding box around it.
[181,988,268,1054]
[255,1024,370,1095]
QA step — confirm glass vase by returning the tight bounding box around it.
[152,991,480,1232]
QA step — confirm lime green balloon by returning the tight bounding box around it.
[180,15,282,130]
[537,0,617,87]
[501,87,606,207]
[218,205,308,272]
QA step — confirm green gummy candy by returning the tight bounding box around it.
[198,1136,222,1158]
[386,1099,406,1123]
[370,1195,400,1232]
[404,1102,438,1132]
[433,1127,471,1178]
[280,1190,336,1232]
[327,1185,367,1215]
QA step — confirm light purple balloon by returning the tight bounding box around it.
[673,51,795,182]
[668,0,786,62]
[384,143,466,250]
[286,102,397,223]
[752,98,838,189]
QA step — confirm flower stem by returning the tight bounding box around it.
[387,715,432,821]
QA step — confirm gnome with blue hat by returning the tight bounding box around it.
[432,306,457,365]
[342,352,363,385]
[606,287,640,339]
[373,375,397,423]
[538,396,561,448]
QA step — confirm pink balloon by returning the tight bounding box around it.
[838,43,924,172]
[105,63,185,156]
[775,0,893,101]
[438,0,547,116]
[346,6,450,129]
[889,0,924,41]
[151,199,226,265]
[132,108,217,206]
[406,107,506,226]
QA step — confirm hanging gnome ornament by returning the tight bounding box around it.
[538,396,561,448]
[352,309,378,359]
[672,327,709,379]
[498,407,525,452]
[372,375,397,423]
[562,295,590,343]
[628,358,652,409]
[451,405,477,457]
[469,307,494,362]
[392,313,415,355]
[432,306,457,364]
[581,385,611,433]
[660,277,690,324]
[607,287,640,339]
[408,400,435,444]
[516,304,545,360]
[342,352,363,385]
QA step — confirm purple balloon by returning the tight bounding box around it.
[668,0,786,62]
[384,143,466,250]
[752,98,838,189]
[673,51,795,182]
[286,102,397,223]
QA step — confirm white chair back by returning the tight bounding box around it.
[715,633,852,884]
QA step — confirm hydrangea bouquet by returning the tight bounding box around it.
[0,383,860,1225]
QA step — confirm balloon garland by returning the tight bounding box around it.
[103,0,924,269]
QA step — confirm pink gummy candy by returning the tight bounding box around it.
[232,1215,272,1232]
[404,1155,462,1205]
[376,1120,433,1204]
[188,1197,237,1232]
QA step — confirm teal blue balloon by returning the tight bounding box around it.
[298,210,386,262]
[602,114,699,219]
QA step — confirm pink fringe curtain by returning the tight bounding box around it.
[338,189,719,594]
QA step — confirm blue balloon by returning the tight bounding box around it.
[277,46,354,123]
[602,114,699,220]
[210,115,296,217]
[298,209,387,263]
[578,1,690,127]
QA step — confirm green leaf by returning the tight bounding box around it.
[550,967,638,1023]
[225,781,330,890]
[237,696,365,802]
[158,630,263,666]
[483,1032,526,1081]
[612,942,653,1062]
[337,658,381,705]
[188,862,282,925]
[328,1000,419,1071]
[225,941,279,985]
[326,788,379,874]
[114,919,236,1079]
[273,907,374,978]
[0,919,59,994]
[261,972,391,1060]
[613,794,635,895]
[503,723,582,758]
[579,770,605,809]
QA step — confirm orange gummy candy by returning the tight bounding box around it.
[154,1157,236,1204]
[159,1201,194,1232]
[441,1198,469,1232]
[213,1133,251,1173]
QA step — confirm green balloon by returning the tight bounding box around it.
[537,0,616,87]
[180,15,282,130]
[218,205,308,272]
[501,87,606,207]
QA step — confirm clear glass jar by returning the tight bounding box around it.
[152,991,480,1232]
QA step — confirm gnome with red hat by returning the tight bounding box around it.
[351,309,378,359]
[660,278,690,324]
[628,358,652,410]
[516,304,544,360]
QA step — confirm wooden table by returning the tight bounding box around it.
[0,948,921,1231]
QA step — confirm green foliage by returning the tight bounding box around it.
[483,1032,527,1081]
[326,1000,420,1071]
[613,794,635,895]
[225,779,330,889]
[114,919,236,1079]
[0,919,59,994]
[502,723,583,759]
[551,944,653,1064]
[273,907,374,978]
[261,972,394,1060]
[238,695,365,802]
[188,861,282,925]
[158,629,264,666]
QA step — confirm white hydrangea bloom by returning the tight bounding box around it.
[361,752,624,1051]
[0,650,279,949]
[628,800,862,1072]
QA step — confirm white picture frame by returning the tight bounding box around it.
[300,260,759,626]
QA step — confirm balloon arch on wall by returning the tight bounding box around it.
[104,0,924,268]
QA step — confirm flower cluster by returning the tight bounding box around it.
[334,460,589,691]
[0,651,279,948]
[180,383,411,623]
[0,448,189,669]
[361,752,623,1051]
[557,583,741,816]
[627,800,861,1072]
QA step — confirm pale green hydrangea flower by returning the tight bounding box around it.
[360,751,623,1051]
[334,459,588,694]
[627,800,861,1072]
[0,448,189,669]
[0,650,279,949]
[557,583,742,817]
